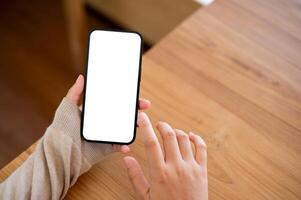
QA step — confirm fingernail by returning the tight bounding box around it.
[121,145,130,153]
[76,74,83,83]
[156,121,164,128]
[144,99,151,104]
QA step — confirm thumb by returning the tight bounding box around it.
[123,156,149,199]
[66,74,84,105]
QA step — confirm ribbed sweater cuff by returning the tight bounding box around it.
[51,97,113,165]
[51,97,81,142]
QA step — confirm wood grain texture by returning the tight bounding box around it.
[1,0,301,199]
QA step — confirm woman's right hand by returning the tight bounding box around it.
[123,112,208,200]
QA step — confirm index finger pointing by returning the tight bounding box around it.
[137,112,164,170]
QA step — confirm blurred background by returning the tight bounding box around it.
[0,0,202,168]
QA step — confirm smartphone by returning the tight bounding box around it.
[81,30,143,144]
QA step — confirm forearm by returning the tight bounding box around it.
[0,98,113,199]
[0,128,90,199]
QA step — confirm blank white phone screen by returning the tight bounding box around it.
[82,30,142,143]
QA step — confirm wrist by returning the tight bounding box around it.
[50,97,113,165]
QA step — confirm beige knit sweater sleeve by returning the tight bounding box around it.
[0,98,114,200]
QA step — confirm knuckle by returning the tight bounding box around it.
[195,165,207,179]
[200,167,207,178]
[196,141,207,150]
[155,167,168,184]
[145,139,158,149]
[174,165,185,177]
[194,136,207,150]
[188,163,202,178]
[192,167,202,179]
[177,132,188,141]
[138,117,149,128]
[163,130,176,139]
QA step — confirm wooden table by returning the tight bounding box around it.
[1,0,301,199]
